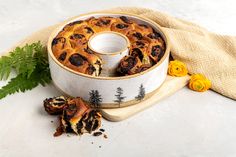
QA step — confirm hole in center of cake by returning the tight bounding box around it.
[89,32,128,54]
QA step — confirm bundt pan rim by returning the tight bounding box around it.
[47,11,170,80]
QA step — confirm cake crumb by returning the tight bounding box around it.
[99,128,105,132]
[103,134,108,139]
[93,132,102,136]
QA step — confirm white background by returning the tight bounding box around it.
[0,0,236,157]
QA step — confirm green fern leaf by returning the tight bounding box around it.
[0,41,51,99]
[0,41,47,80]
[0,66,51,99]
[0,55,12,80]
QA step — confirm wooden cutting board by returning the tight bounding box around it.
[101,75,189,121]
[2,24,190,122]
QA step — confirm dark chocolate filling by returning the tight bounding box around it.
[132,48,144,61]
[63,103,77,120]
[120,16,132,24]
[135,41,145,48]
[70,34,85,40]
[86,65,96,75]
[76,113,87,134]
[64,120,73,133]
[43,96,67,115]
[91,119,99,131]
[151,45,164,61]
[69,53,87,67]
[95,19,111,26]
[55,97,67,102]
[118,56,137,74]
[52,37,66,46]
[68,20,83,26]
[116,23,129,29]
[84,27,94,34]
[147,31,161,39]
[58,51,67,61]
[133,32,143,40]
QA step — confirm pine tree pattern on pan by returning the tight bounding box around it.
[89,90,102,108]
[114,87,126,107]
[135,84,145,101]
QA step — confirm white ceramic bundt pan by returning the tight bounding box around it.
[47,12,170,108]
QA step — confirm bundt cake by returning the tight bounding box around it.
[51,16,166,76]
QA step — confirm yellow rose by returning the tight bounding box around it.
[168,60,188,77]
[189,74,211,92]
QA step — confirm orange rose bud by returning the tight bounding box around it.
[189,74,211,92]
[168,60,188,77]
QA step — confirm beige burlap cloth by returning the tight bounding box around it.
[104,7,236,100]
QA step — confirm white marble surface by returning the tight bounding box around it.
[0,0,236,157]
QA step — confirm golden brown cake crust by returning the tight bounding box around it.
[51,16,166,76]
